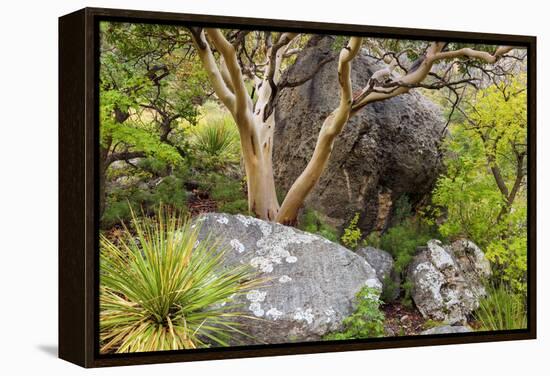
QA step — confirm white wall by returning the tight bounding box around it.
[0,0,547,374]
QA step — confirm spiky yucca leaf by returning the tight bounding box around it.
[191,117,240,160]
[100,206,259,353]
[474,284,527,331]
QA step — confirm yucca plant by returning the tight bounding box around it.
[191,116,240,166]
[99,206,258,353]
[474,284,527,331]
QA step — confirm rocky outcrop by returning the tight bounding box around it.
[356,246,400,301]
[420,325,473,335]
[194,213,381,345]
[408,239,491,325]
[273,36,445,232]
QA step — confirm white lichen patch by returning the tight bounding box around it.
[235,214,253,228]
[236,214,273,237]
[442,287,461,307]
[246,289,267,303]
[324,307,336,323]
[279,275,292,283]
[285,255,298,263]
[293,308,315,325]
[415,262,445,308]
[253,226,316,269]
[230,239,245,253]
[216,215,229,224]
[266,307,284,320]
[249,302,265,317]
[193,240,200,249]
[250,256,274,273]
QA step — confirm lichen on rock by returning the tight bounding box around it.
[193,212,381,345]
[408,239,492,324]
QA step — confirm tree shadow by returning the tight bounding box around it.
[37,344,58,358]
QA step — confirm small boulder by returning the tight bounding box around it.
[420,325,473,335]
[408,239,491,325]
[194,213,381,345]
[356,246,400,301]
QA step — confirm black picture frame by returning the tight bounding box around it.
[59,7,537,368]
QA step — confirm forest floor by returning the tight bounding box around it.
[188,189,218,216]
[382,302,427,336]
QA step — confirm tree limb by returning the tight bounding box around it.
[189,28,236,113]
[277,37,363,224]
[351,43,514,115]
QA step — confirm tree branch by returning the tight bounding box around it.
[188,27,236,113]
[278,55,336,89]
[277,37,363,224]
[350,43,514,115]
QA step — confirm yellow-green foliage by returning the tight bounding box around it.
[432,76,527,295]
[341,212,362,249]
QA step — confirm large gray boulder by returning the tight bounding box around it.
[356,246,400,301]
[408,239,491,325]
[274,36,445,232]
[194,213,381,345]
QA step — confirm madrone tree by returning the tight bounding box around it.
[189,28,517,224]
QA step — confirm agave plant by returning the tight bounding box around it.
[99,206,258,353]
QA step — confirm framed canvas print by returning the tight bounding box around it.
[59,7,536,368]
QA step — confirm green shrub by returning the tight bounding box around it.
[363,215,437,304]
[363,231,381,248]
[324,287,385,340]
[380,275,399,303]
[220,199,249,215]
[379,218,436,275]
[392,194,413,224]
[102,174,190,229]
[199,172,249,216]
[341,212,362,249]
[99,206,259,353]
[485,226,527,295]
[298,208,339,242]
[137,157,171,176]
[101,199,134,228]
[400,279,415,308]
[474,284,527,331]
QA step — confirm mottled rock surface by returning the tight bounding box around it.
[420,325,472,335]
[408,239,491,325]
[356,246,400,300]
[194,213,381,345]
[274,36,445,232]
